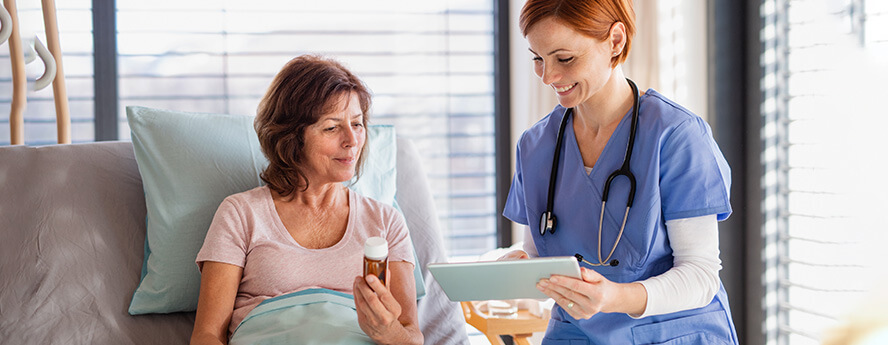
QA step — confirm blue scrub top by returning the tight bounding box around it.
[504,89,738,344]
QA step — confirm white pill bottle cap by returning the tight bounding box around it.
[364,237,388,260]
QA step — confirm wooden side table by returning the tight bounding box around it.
[461,301,550,345]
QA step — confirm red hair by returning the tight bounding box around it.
[520,0,635,67]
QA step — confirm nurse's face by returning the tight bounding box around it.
[526,17,621,109]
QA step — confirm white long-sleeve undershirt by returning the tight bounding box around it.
[522,214,721,318]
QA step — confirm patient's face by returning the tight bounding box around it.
[302,92,366,186]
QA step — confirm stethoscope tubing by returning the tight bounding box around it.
[602,78,640,207]
[539,78,640,267]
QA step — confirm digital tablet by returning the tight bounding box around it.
[427,256,581,302]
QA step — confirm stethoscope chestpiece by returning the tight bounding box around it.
[539,211,557,235]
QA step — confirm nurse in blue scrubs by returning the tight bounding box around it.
[501,0,739,344]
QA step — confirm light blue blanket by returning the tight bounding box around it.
[230,289,374,345]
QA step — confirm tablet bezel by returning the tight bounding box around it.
[427,256,581,302]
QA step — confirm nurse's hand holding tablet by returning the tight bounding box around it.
[501,0,739,343]
[499,249,647,320]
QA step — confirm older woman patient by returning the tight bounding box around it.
[190,55,423,345]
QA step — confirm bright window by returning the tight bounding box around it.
[1,1,498,257]
[762,0,888,343]
[115,0,498,257]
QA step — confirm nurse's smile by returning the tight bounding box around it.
[554,83,577,94]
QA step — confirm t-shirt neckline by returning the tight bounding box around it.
[264,186,356,252]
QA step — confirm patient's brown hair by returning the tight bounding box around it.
[254,55,371,197]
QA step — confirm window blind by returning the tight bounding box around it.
[762,1,888,344]
[115,0,497,256]
[0,0,93,145]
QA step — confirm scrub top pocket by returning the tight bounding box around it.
[541,318,590,345]
[541,340,592,345]
[630,310,734,345]
[635,332,729,345]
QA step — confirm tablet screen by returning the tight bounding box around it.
[428,256,581,301]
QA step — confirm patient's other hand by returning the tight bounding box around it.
[498,250,529,261]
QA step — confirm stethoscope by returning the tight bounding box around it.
[539,78,640,267]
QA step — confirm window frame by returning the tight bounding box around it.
[708,0,766,343]
[93,0,117,141]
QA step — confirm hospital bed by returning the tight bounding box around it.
[1,4,469,336]
[0,136,470,344]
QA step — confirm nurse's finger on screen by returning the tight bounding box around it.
[580,267,605,283]
[539,282,566,301]
[550,275,582,291]
[549,276,594,303]
[555,274,601,299]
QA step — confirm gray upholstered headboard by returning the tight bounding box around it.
[0,142,194,344]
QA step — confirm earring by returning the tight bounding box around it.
[612,51,619,56]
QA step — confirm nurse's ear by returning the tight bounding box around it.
[607,22,626,67]
[607,22,626,56]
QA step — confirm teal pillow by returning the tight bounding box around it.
[127,106,422,315]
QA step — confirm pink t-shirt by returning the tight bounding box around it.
[195,186,415,336]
